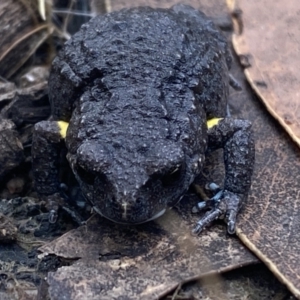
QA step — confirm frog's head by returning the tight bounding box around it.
[67,138,200,224]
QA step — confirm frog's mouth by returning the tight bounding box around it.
[93,206,166,224]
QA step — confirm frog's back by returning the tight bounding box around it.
[49,4,231,121]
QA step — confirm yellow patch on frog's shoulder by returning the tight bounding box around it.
[207,118,223,129]
[206,118,223,129]
[57,121,69,139]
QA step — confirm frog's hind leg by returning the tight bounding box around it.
[193,117,255,235]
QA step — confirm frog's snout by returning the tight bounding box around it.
[94,192,166,224]
[118,199,166,224]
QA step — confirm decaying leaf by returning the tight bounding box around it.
[39,211,257,300]
[235,122,300,299]
[225,1,300,298]
[228,0,300,148]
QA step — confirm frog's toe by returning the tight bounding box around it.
[223,190,242,234]
[49,209,58,223]
[192,208,223,235]
[61,205,86,225]
[192,189,222,213]
[192,200,207,213]
[192,199,214,213]
[226,210,237,234]
[205,182,221,192]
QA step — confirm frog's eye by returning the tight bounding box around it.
[161,165,182,187]
[75,165,96,185]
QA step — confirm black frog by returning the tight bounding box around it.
[32,4,254,234]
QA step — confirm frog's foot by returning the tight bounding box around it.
[44,192,85,225]
[192,190,242,235]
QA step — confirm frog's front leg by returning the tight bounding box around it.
[193,118,255,235]
[32,120,69,223]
